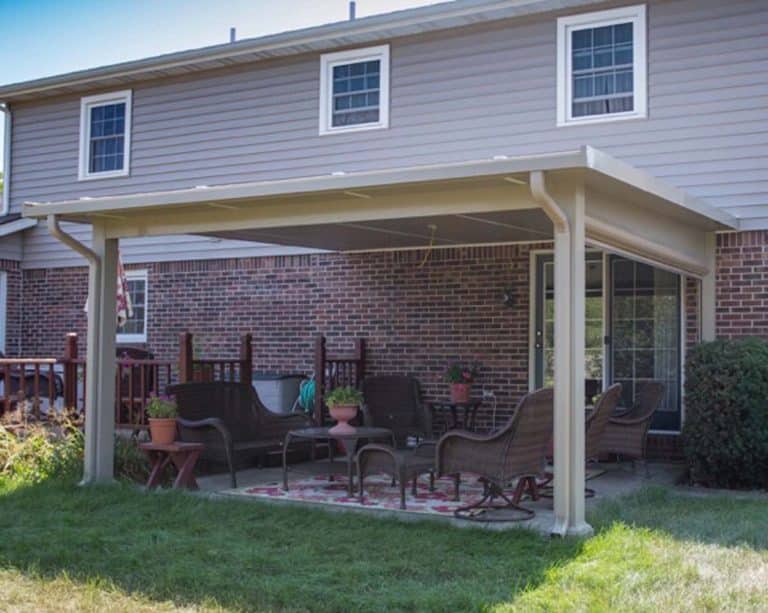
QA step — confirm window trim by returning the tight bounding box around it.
[556,5,647,127]
[0,271,7,354]
[319,44,390,135]
[78,89,132,181]
[116,268,148,344]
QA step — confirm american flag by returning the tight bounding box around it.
[84,251,133,326]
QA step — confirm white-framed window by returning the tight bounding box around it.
[319,45,390,135]
[78,90,132,180]
[117,269,147,344]
[556,5,647,126]
[0,271,7,354]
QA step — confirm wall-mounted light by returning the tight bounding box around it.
[502,288,515,307]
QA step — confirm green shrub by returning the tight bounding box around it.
[0,420,157,486]
[0,420,83,484]
[682,338,768,489]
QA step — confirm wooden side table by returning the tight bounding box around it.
[139,441,204,490]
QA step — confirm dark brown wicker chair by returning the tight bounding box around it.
[586,383,624,462]
[436,387,554,522]
[599,381,665,467]
[538,383,623,497]
[361,375,434,448]
[168,381,311,488]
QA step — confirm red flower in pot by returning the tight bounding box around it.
[445,363,479,404]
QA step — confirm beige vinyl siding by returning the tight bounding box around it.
[8,0,768,268]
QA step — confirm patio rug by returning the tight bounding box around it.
[229,473,490,516]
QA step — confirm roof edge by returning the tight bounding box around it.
[0,0,602,101]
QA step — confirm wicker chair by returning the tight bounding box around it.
[360,375,434,448]
[599,381,665,467]
[537,383,622,497]
[168,381,312,488]
[436,387,553,522]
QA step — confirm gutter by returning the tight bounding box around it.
[46,214,98,264]
[1,104,10,216]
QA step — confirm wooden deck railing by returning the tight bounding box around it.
[0,331,253,429]
[313,335,366,425]
[178,332,252,384]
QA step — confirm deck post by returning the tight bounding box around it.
[240,333,253,383]
[179,332,194,383]
[701,232,717,341]
[314,335,326,426]
[82,225,118,484]
[63,332,78,410]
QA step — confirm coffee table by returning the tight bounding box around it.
[282,426,395,496]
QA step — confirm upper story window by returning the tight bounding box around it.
[319,45,390,135]
[78,90,132,180]
[557,5,647,126]
[117,269,147,344]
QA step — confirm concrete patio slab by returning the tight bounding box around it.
[195,460,685,535]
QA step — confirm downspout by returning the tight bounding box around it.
[47,214,98,264]
[529,170,568,233]
[528,170,573,538]
[1,103,11,216]
[48,213,103,485]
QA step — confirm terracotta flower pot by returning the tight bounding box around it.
[328,404,358,435]
[149,417,177,444]
[450,383,472,404]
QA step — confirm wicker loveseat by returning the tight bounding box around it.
[168,381,311,488]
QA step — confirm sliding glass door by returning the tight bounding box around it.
[609,257,681,431]
[533,253,604,401]
[533,253,682,431]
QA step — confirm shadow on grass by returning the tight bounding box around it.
[589,485,768,551]
[0,478,584,611]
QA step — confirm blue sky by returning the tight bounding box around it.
[0,0,433,167]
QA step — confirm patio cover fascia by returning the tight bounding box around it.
[27,146,735,537]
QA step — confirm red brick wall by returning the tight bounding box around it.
[715,231,768,339]
[20,243,551,428]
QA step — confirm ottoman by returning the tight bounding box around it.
[356,443,436,510]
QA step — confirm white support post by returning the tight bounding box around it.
[81,225,118,484]
[701,232,717,341]
[551,193,592,537]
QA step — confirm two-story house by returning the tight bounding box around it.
[0,0,765,533]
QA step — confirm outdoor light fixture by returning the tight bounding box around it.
[502,288,515,307]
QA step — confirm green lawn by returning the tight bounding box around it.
[0,479,766,612]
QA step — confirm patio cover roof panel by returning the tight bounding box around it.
[23,147,737,234]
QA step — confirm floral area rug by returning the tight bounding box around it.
[229,473,490,516]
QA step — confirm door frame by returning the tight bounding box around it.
[529,249,607,392]
[605,254,683,432]
[529,250,685,433]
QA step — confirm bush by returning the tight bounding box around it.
[0,420,83,484]
[0,420,156,486]
[682,338,768,489]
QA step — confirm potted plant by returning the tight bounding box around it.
[325,386,363,435]
[445,363,479,403]
[146,394,178,444]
